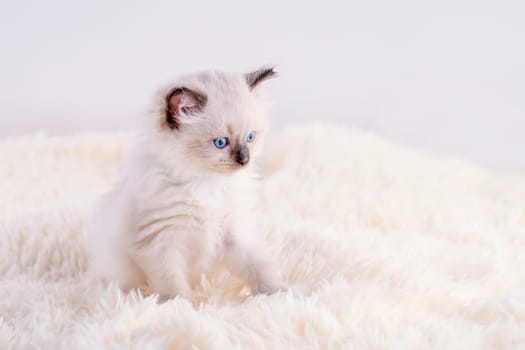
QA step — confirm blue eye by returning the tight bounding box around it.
[247,131,255,143]
[213,137,229,149]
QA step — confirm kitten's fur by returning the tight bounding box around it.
[86,67,284,300]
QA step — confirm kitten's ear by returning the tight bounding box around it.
[245,66,277,91]
[165,87,207,129]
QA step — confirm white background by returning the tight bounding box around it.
[0,0,524,172]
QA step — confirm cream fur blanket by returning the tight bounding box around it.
[1,124,524,349]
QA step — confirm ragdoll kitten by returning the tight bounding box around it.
[86,67,284,300]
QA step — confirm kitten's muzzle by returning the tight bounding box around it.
[234,145,250,166]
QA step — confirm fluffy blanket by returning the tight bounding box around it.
[1,124,524,349]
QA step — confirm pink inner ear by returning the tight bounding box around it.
[169,95,182,116]
[169,93,200,117]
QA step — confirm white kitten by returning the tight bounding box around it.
[86,67,284,300]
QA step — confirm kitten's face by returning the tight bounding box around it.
[153,68,275,176]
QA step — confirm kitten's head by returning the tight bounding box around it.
[149,67,276,176]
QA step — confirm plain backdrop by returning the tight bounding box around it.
[0,0,524,172]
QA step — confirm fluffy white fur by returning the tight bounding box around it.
[86,69,282,299]
[1,124,525,349]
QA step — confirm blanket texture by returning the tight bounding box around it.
[1,124,524,349]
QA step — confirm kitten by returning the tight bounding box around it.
[86,67,284,300]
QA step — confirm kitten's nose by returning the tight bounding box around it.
[234,146,250,166]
